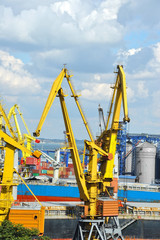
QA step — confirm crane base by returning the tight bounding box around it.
[73,217,124,240]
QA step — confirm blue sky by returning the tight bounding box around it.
[0,0,160,140]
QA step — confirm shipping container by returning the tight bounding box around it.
[49,167,54,170]
[68,164,73,168]
[36,165,42,170]
[42,162,50,168]
[32,169,41,174]
[26,157,41,165]
[33,173,39,176]
[47,170,54,175]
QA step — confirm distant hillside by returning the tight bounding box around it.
[34,138,84,150]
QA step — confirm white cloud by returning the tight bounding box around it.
[152,90,160,118]
[125,48,142,56]
[0,0,159,137]
[152,42,160,63]
[94,74,101,81]
[148,43,160,74]
[126,87,135,101]
[116,47,142,66]
[0,50,41,94]
[137,81,148,98]
[100,0,128,21]
[127,71,153,80]
[4,95,18,104]
[81,82,112,101]
[0,0,128,47]
[51,1,76,20]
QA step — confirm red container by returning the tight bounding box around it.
[36,165,42,170]
[47,174,53,177]
[26,157,41,165]
[66,167,70,173]
[49,167,54,170]
[68,164,73,168]
[42,162,47,168]
[32,169,40,174]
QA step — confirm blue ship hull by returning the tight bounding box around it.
[17,184,80,201]
[17,183,160,203]
[118,189,160,202]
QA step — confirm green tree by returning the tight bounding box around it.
[0,220,51,240]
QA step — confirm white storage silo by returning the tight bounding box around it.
[125,141,133,174]
[135,142,156,184]
[155,149,160,181]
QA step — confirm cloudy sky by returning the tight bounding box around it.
[0,0,160,140]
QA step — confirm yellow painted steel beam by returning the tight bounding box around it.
[0,129,41,224]
[8,104,37,160]
[0,129,41,158]
[84,140,112,160]
[99,65,130,182]
[65,71,94,142]
[8,104,32,139]
[58,88,89,202]
[118,65,130,123]
[0,104,17,140]
[34,68,66,137]
[15,104,31,135]
[0,145,15,223]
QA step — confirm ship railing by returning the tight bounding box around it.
[44,206,77,219]
[119,205,160,219]
[118,182,160,192]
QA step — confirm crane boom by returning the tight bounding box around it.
[8,104,23,141]
[33,69,66,137]
[7,104,38,160]
[33,68,94,142]
[8,104,31,137]
[65,71,94,142]
[98,65,130,185]
[0,104,17,140]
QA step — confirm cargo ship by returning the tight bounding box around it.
[17,180,160,203]
[17,145,160,203]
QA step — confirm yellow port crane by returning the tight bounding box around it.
[0,129,41,223]
[34,66,130,239]
[0,103,44,233]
